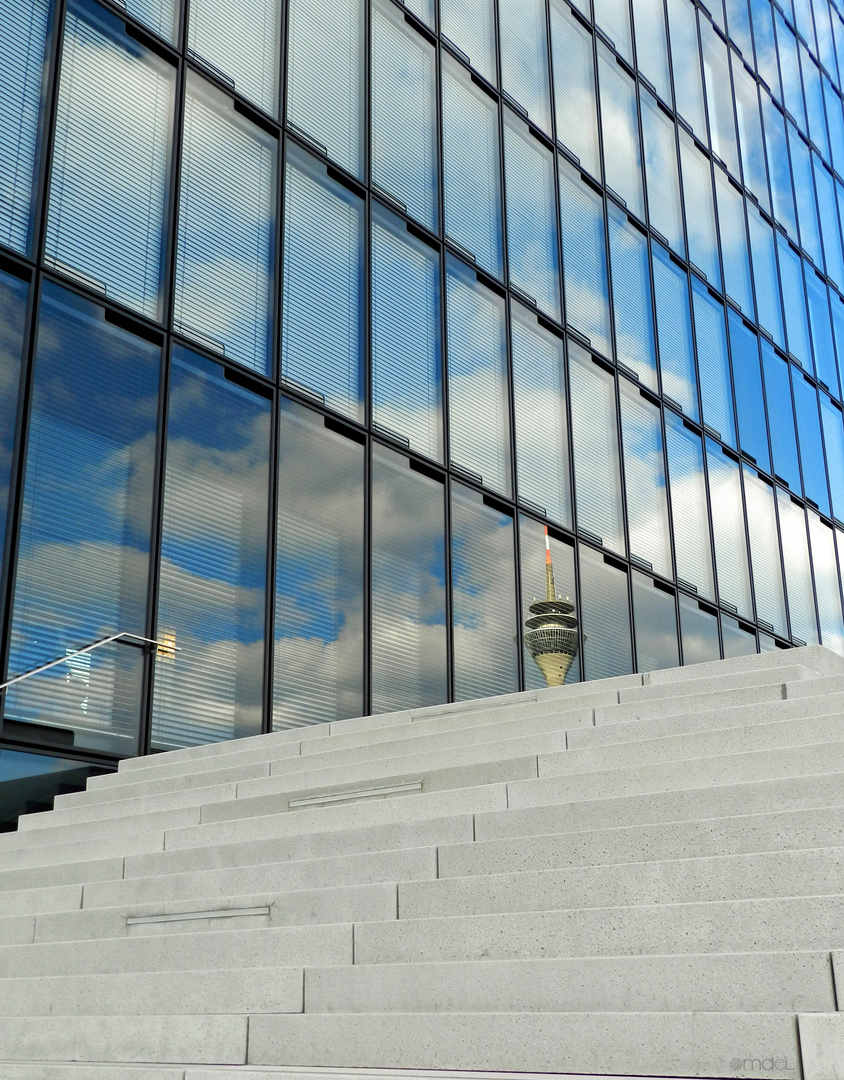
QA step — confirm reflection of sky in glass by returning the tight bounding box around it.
[550,0,600,179]
[701,22,739,176]
[706,438,753,618]
[810,511,844,653]
[499,0,552,132]
[511,303,572,529]
[0,272,26,574]
[152,348,270,750]
[519,515,580,686]
[777,235,813,372]
[793,371,831,515]
[724,0,753,56]
[504,117,560,320]
[805,271,838,395]
[666,0,707,138]
[632,0,671,101]
[641,90,684,257]
[821,394,844,524]
[762,342,801,491]
[775,13,806,130]
[371,0,438,233]
[2,0,51,254]
[733,62,769,213]
[47,0,174,321]
[743,465,787,636]
[813,157,844,291]
[824,79,844,179]
[579,544,633,679]
[371,444,447,713]
[777,487,818,644]
[665,410,714,597]
[632,570,679,673]
[747,204,784,348]
[451,484,519,700]
[371,205,443,461]
[608,201,658,390]
[188,0,280,115]
[714,168,755,319]
[174,74,275,375]
[728,310,770,474]
[594,0,633,60]
[692,277,737,447]
[598,47,645,219]
[762,95,797,238]
[679,592,720,663]
[679,133,721,290]
[274,399,364,729]
[620,379,671,577]
[652,244,699,420]
[750,0,780,101]
[441,0,497,82]
[559,158,610,356]
[788,128,822,266]
[801,49,829,163]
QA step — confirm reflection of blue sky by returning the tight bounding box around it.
[620,382,671,578]
[632,0,671,102]
[641,91,684,257]
[810,512,844,653]
[762,97,797,237]
[733,63,769,213]
[762,343,801,491]
[749,0,780,100]
[777,488,819,644]
[441,0,497,82]
[701,25,739,175]
[692,278,737,447]
[652,245,699,420]
[714,169,755,319]
[594,0,632,60]
[824,80,844,179]
[499,0,552,132]
[0,273,26,560]
[664,411,715,597]
[805,272,837,394]
[747,206,784,349]
[608,203,658,389]
[559,159,611,357]
[706,438,753,617]
[188,0,280,115]
[2,0,50,254]
[728,310,771,473]
[679,134,721,289]
[793,373,830,516]
[777,236,813,373]
[597,49,644,219]
[666,0,707,138]
[175,75,275,376]
[743,466,787,635]
[813,158,844,291]
[802,53,829,163]
[505,120,560,321]
[788,129,822,267]
[775,14,806,130]
[371,1,438,233]
[550,1,600,179]
[46,1,174,321]
[821,396,844,521]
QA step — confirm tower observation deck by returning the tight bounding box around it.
[523,528,580,687]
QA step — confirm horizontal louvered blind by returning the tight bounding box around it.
[664,410,714,597]
[446,259,511,495]
[188,0,280,115]
[821,395,844,522]
[805,270,838,394]
[569,345,625,554]
[619,382,672,577]
[286,0,363,176]
[550,0,600,179]
[777,234,812,369]
[666,0,707,137]
[679,133,721,289]
[579,545,633,679]
[597,49,644,219]
[701,22,740,175]
[652,243,699,420]
[641,91,684,257]
[594,0,633,60]
[714,167,755,319]
[440,0,496,81]
[127,0,176,41]
[498,0,552,132]
[728,309,770,473]
[777,488,819,644]
[692,278,736,446]
[608,202,658,390]
[371,210,442,460]
[372,1,438,232]
[558,159,611,357]
[706,439,753,617]
[789,130,823,266]
[762,342,801,491]
[743,467,787,635]
[1,0,50,254]
[632,0,671,102]
[793,372,830,515]
[371,546,423,713]
[809,512,844,652]
[746,203,784,347]
[282,148,364,421]
[175,77,275,374]
[46,5,174,320]
[813,158,844,291]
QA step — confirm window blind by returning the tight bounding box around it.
[619,379,672,578]
[579,544,633,680]
[732,61,769,212]
[747,203,785,348]
[728,309,770,473]
[188,0,280,115]
[821,394,844,523]
[777,235,813,371]
[46,3,174,320]
[127,0,176,41]
[499,0,552,132]
[813,157,844,290]
[714,167,755,319]
[701,21,740,176]
[793,372,831,515]
[666,0,707,138]
[809,511,844,653]
[777,488,819,644]
[608,203,657,391]
[823,77,844,179]
[632,0,671,102]
[679,132,721,289]
[789,127,822,266]
[692,278,737,447]
[641,90,684,257]
[594,0,633,61]
[762,341,801,491]
[743,467,787,635]
[440,0,497,81]
[558,158,611,357]
[632,570,679,672]
[549,0,600,179]
[665,410,715,596]
[706,438,753,617]
[762,95,798,238]
[652,243,699,420]
[597,47,645,220]
[805,271,838,395]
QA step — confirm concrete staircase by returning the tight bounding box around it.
[3,646,844,1080]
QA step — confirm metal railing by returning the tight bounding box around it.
[0,633,181,694]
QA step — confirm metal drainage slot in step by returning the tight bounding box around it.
[289,781,423,809]
[126,906,270,926]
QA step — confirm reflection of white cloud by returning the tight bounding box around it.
[549,1,600,177]
[498,0,552,130]
[440,0,496,80]
[598,50,644,217]
[188,0,279,115]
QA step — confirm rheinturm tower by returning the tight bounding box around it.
[523,529,580,687]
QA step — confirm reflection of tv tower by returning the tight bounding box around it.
[523,527,580,687]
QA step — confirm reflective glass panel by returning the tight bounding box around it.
[0,0,51,254]
[6,282,159,756]
[511,304,572,528]
[446,257,511,496]
[598,46,645,220]
[706,438,753,618]
[451,484,519,700]
[151,348,270,750]
[46,1,175,321]
[286,0,363,176]
[728,309,770,473]
[632,0,672,102]
[0,749,109,832]
[504,115,561,320]
[632,572,679,672]
[793,371,831,515]
[619,379,672,578]
[667,0,708,137]
[806,271,838,395]
[714,167,755,318]
[519,516,580,688]
[371,0,438,232]
[789,126,823,266]
[188,0,280,114]
[821,393,844,523]
[701,20,740,175]
[652,243,699,420]
[777,13,806,129]
[747,203,785,349]
[558,158,610,356]
[0,271,27,587]
[608,201,658,391]
[274,401,364,729]
[777,236,813,371]
[666,412,716,599]
[579,544,633,679]
[175,74,276,375]
[762,94,798,237]
[721,614,757,656]
[733,59,769,211]
[824,77,844,178]
[762,342,801,491]
[550,0,601,179]
[127,0,176,40]
[442,56,504,279]
[743,466,787,635]
[441,0,497,83]
[570,345,625,554]
[724,0,753,59]
[777,487,819,643]
[692,278,737,447]
[809,511,844,653]
[282,144,364,421]
[594,0,634,60]
[802,49,830,161]
[641,90,684,256]
[679,132,721,289]
[679,593,720,663]
[371,444,447,712]
[813,158,844,290]
[751,0,780,100]
[499,0,552,132]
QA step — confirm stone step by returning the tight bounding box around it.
[800,1012,844,1080]
[0,1069,725,1080]
[0,883,82,919]
[616,664,815,703]
[247,1011,800,1077]
[0,806,194,855]
[0,857,123,895]
[0,923,351,978]
[591,681,787,726]
[304,951,835,1013]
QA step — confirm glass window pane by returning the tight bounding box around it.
[722,613,757,656]
[558,158,610,355]
[371,205,442,461]
[751,0,780,100]
[813,158,844,291]
[451,484,519,699]
[1,0,52,254]
[175,75,276,375]
[777,13,806,129]
[0,749,109,832]
[441,0,497,83]
[504,115,561,320]
[0,271,27,587]
[46,1,175,320]
[824,77,844,178]
[632,0,672,102]
[679,593,720,663]
[806,271,838,395]
[724,0,753,61]
[570,344,625,554]
[550,0,600,179]
[803,50,830,160]
[733,59,769,210]
[762,341,801,490]
[608,201,658,391]
[442,56,504,279]
[499,0,552,132]
[641,90,685,256]
[371,0,438,232]
[579,544,633,679]
[793,370,831,514]
[598,46,645,220]
[777,487,819,643]
[595,0,634,61]
[126,0,176,40]
[667,0,708,138]
[372,444,447,712]
[789,126,823,266]
[282,144,364,421]
[706,437,753,617]
[692,277,737,447]
[714,166,755,318]
[286,0,363,176]
[809,511,844,653]
[762,94,798,237]
[728,309,770,473]
[187,0,280,114]
[777,236,813,371]
[519,516,581,688]
[632,571,679,672]
[511,303,572,528]
[821,393,844,523]
[747,203,785,348]
[274,399,364,729]
[701,20,740,176]
[653,243,699,420]
[446,256,511,496]
[665,411,715,597]
[152,348,270,750]
[679,132,722,289]
[743,466,787,635]
[620,379,672,577]
[6,282,160,756]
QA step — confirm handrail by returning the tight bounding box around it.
[0,633,181,693]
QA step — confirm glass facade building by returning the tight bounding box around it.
[3,0,844,820]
